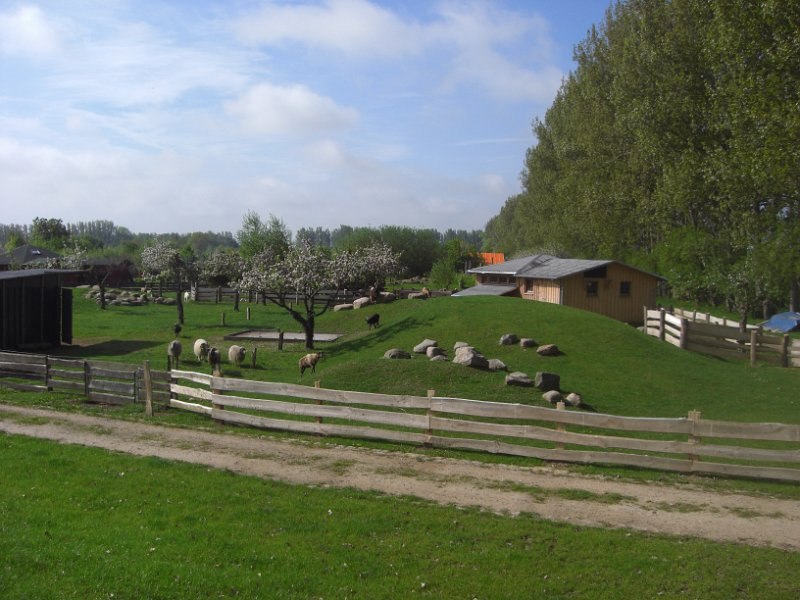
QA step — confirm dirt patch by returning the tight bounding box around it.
[1,403,798,550]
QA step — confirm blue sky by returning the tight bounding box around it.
[0,0,611,236]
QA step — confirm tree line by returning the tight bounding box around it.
[484,0,800,323]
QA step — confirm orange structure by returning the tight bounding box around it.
[480,252,505,265]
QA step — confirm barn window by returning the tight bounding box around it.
[586,281,598,297]
[620,281,631,296]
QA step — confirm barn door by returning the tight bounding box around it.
[61,288,73,345]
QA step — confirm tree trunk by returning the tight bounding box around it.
[234,290,240,312]
[99,280,107,310]
[176,280,184,325]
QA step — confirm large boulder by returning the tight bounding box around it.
[378,291,396,303]
[487,358,508,372]
[534,371,561,392]
[505,372,533,387]
[537,344,561,356]
[353,297,372,309]
[499,333,519,346]
[384,349,411,359]
[519,338,537,349]
[453,346,490,369]
[453,341,471,351]
[565,392,583,407]
[414,339,439,354]
[426,346,446,359]
[543,390,564,404]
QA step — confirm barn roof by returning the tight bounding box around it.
[0,244,61,266]
[0,269,82,281]
[468,254,663,280]
[451,284,517,297]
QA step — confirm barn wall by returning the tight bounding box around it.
[560,263,658,323]
[519,278,561,303]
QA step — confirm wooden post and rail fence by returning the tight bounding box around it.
[2,350,798,483]
[643,307,800,367]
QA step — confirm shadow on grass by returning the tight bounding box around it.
[331,316,434,355]
[60,340,161,357]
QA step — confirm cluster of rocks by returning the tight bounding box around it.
[333,291,396,311]
[84,286,151,307]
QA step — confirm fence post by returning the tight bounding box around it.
[251,347,257,368]
[143,360,154,417]
[659,308,666,342]
[679,318,689,350]
[221,312,226,326]
[211,373,224,414]
[278,331,284,351]
[83,361,91,400]
[315,380,323,429]
[425,389,435,445]
[782,335,790,368]
[687,410,701,464]
[750,329,758,366]
[246,306,251,321]
[556,401,566,450]
[45,355,52,392]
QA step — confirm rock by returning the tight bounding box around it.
[378,292,396,303]
[426,346,446,359]
[537,344,561,356]
[543,390,563,404]
[488,358,508,371]
[407,292,428,300]
[519,338,537,348]
[534,372,560,392]
[384,349,411,359]
[453,341,471,351]
[353,297,372,309]
[499,333,519,346]
[429,354,448,362]
[505,372,533,387]
[453,346,490,369]
[414,339,438,354]
[565,392,583,407]
[333,303,354,311]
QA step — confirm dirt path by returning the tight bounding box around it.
[2,403,798,550]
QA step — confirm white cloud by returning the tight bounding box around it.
[226,83,358,136]
[0,5,61,57]
[232,0,423,58]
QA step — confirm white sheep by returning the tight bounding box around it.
[299,352,323,376]
[193,338,209,362]
[183,291,191,302]
[228,345,247,366]
[167,339,182,369]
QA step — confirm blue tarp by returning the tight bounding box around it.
[761,312,800,333]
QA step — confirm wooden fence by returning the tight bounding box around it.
[643,308,800,367]
[167,370,800,483]
[0,351,171,405]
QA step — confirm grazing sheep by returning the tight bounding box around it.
[299,352,324,376]
[183,291,191,302]
[193,338,209,362]
[208,347,221,374]
[167,339,182,369]
[366,313,380,329]
[228,345,247,366]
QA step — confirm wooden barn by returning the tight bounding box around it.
[0,270,76,351]
[458,254,663,324]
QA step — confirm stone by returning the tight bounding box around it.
[334,303,353,311]
[453,346,490,369]
[413,339,438,354]
[499,333,519,346]
[453,341,471,351]
[543,390,563,404]
[378,292,396,303]
[407,292,428,300]
[487,358,507,371]
[426,346,446,358]
[384,349,411,359]
[519,338,537,348]
[353,297,372,309]
[534,371,560,392]
[505,372,533,387]
[565,392,583,407]
[537,344,561,356]
[429,354,448,362]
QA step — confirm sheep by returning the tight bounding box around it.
[167,339,182,369]
[183,291,191,302]
[228,345,247,367]
[299,352,324,376]
[208,347,221,374]
[366,313,380,329]
[193,338,209,363]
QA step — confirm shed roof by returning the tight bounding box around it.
[0,244,61,266]
[451,284,517,297]
[0,269,82,281]
[468,254,663,280]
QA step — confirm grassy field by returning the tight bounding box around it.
[2,289,799,598]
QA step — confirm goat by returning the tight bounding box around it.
[299,352,323,376]
[193,338,209,362]
[167,339,182,369]
[207,347,221,374]
[366,313,380,329]
[228,345,247,367]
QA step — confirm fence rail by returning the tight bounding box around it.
[643,308,800,367]
[167,370,800,483]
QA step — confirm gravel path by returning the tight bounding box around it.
[1,403,798,550]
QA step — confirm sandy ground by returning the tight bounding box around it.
[1,403,798,550]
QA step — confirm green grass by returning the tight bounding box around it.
[2,434,798,600]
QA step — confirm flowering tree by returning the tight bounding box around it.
[239,240,401,349]
[141,238,190,325]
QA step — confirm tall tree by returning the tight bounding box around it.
[141,238,190,326]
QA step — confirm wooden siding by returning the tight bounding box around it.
[519,278,561,303]
[559,263,658,323]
